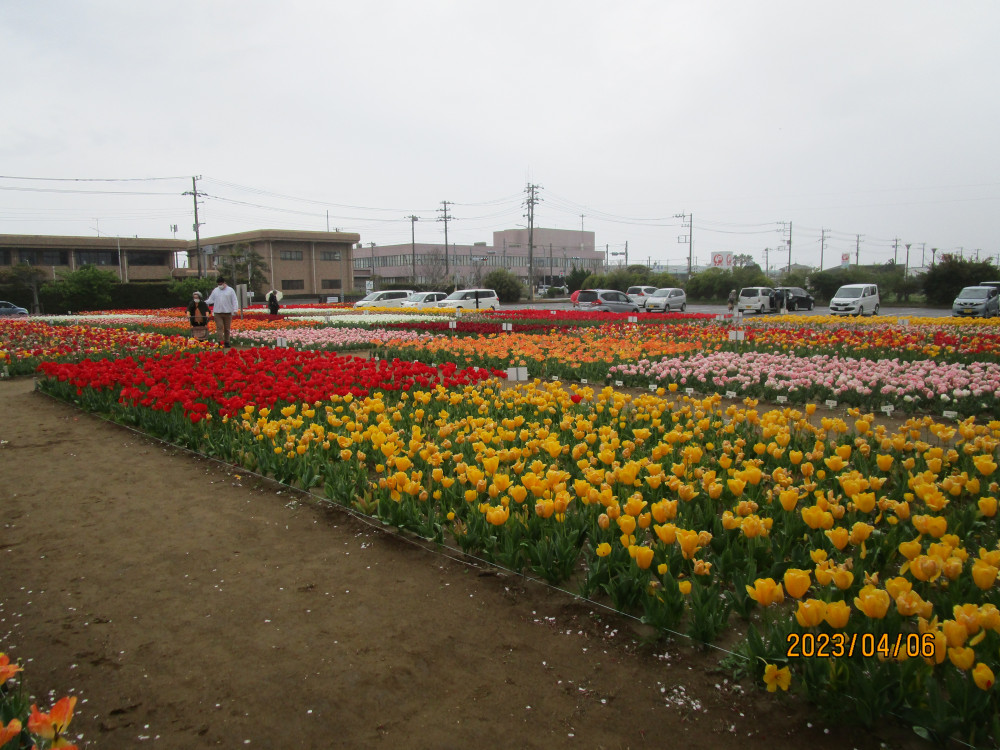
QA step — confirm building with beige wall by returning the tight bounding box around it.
[0,234,186,281]
[194,229,359,298]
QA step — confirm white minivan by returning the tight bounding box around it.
[737,287,775,314]
[829,284,880,316]
[354,289,415,308]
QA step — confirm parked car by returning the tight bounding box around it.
[626,286,658,308]
[576,289,640,313]
[644,287,687,313]
[438,288,501,310]
[354,289,415,308]
[774,286,815,311]
[400,291,448,309]
[570,289,581,305]
[952,286,1000,317]
[829,284,880,316]
[0,300,28,316]
[737,287,776,314]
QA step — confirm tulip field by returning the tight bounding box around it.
[3,305,1000,746]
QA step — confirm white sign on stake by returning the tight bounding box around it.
[276,336,287,348]
[726,391,737,399]
[448,321,457,329]
[776,395,788,403]
[881,404,895,415]
[649,383,657,391]
[825,399,838,409]
[580,378,588,384]
[517,367,528,380]
[615,380,624,387]
[506,367,517,380]
[685,387,694,395]
[943,410,959,419]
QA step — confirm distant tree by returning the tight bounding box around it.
[732,253,756,268]
[0,263,47,313]
[213,243,270,295]
[482,268,523,303]
[41,265,118,313]
[777,269,811,290]
[922,255,997,305]
[565,267,590,293]
[168,278,216,305]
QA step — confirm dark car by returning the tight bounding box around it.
[0,300,29,316]
[576,289,640,313]
[775,287,815,311]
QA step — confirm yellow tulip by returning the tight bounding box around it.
[942,619,967,648]
[746,577,785,607]
[977,561,1000,590]
[678,580,692,595]
[825,527,849,551]
[854,585,890,619]
[823,600,851,629]
[979,496,998,517]
[876,454,894,472]
[795,599,827,628]
[948,646,976,671]
[763,663,791,692]
[973,455,997,476]
[595,542,612,558]
[783,568,812,599]
[973,662,995,690]
[633,545,654,570]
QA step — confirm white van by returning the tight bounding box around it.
[438,288,501,310]
[829,284,880,316]
[737,287,775,314]
[354,289,415,308]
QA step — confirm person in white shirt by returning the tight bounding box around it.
[205,276,239,347]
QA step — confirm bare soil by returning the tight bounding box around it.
[0,377,924,749]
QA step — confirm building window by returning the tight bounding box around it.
[282,279,305,290]
[320,250,341,261]
[321,279,342,289]
[127,252,166,266]
[0,249,9,265]
[75,250,119,266]
[279,250,304,261]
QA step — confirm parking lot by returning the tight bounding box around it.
[506,299,955,318]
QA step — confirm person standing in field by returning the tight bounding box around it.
[205,276,239,347]
[186,290,211,340]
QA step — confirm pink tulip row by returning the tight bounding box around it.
[609,351,1000,407]
[233,326,435,348]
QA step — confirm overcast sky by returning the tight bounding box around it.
[2,1,998,271]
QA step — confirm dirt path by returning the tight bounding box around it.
[0,377,920,749]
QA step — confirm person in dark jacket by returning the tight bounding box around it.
[267,289,280,316]
[187,290,211,339]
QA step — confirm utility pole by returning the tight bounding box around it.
[820,228,827,271]
[920,242,926,268]
[183,176,204,277]
[893,238,900,266]
[780,221,792,273]
[763,246,770,277]
[624,241,628,267]
[905,243,912,277]
[524,183,541,300]
[931,247,938,266]
[437,201,453,279]
[856,234,863,267]
[406,214,419,283]
[675,212,692,278]
[549,243,553,285]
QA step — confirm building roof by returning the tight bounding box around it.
[199,229,360,246]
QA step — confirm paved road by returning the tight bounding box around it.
[504,300,954,318]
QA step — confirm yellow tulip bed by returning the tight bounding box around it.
[34,355,1000,744]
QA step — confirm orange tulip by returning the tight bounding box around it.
[783,568,811,599]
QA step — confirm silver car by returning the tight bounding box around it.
[952,286,999,317]
[644,287,687,313]
[0,300,28,316]
[626,285,658,308]
[576,289,640,313]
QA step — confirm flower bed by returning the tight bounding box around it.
[33,366,1000,743]
[608,351,1000,417]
